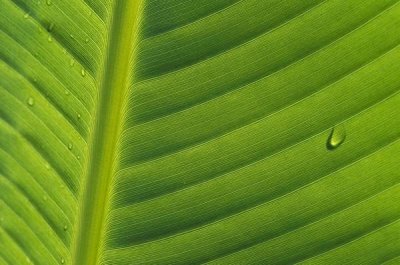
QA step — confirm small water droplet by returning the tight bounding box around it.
[68,143,73,150]
[77,155,80,160]
[27,97,35,106]
[38,26,43,34]
[43,195,48,201]
[47,22,54,32]
[327,125,346,150]
[69,59,75,67]
[63,225,68,231]
[81,68,86,77]
[85,37,89,43]
[33,77,38,83]
[61,257,65,264]
[47,35,53,42]
[64,90,70,95]
[77,113,81,119]
[46,0,52,6]
[69,34,74,39]
[45,163,50,170]
[62,48,67,54]
[24,13,30,19]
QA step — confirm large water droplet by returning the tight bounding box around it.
[27,97,35,106]
[47,35,53,42]
[327,125,346,150]
[81,68,86,77]
[60,258,65,264]
[46,0,52,6]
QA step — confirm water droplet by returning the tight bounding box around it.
[47,22,54,32]
[88,10,92,16]
[64,90,70,95]
[69,34,74,39]
[24,13,29,19]
[33,77,38,83]
[81,68,86,77]
[38,26,43,34]
[45,163,50,170]
[68,143,73,150]
[63,225,68,231]
[77,113,81,119]
[47,35,53,42]
[43,195,48,201]
[85,38,89,43]
[69,59,75,67]
[27,97,35,106]
[327,125,346,150]
[62,48,67,54]
[46,0,52,6]
[61,257,65,264]
[77,155,80,160]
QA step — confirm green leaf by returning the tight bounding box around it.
[1,0,400,264]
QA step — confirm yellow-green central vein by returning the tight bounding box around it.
[72,1,143,265]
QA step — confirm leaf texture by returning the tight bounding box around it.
[0,0,400,264]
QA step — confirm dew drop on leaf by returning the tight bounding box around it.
[69,59,75,67]
[81,68,86,77]
[60,258,65,264]
[45,163,50,170]
[68,143,73,150]
[65,90,70,95]
[327,125,346,150]
[43,195,48,201]
[27,97,34,106]
[85,37,89,43]
[47,22,55,32]
[46,0,52,6]
[77,113,81,119]
[63,225,68,231]
[24,13,29,19]
[47,35,53,42]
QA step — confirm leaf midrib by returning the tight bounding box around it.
[72,1,143,264]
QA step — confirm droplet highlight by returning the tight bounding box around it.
[327,125,346,150]
[81,68,86,77]
[27,97,35,106]
[68,143,73,150]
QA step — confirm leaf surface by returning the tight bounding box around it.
[1,0,400,264]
